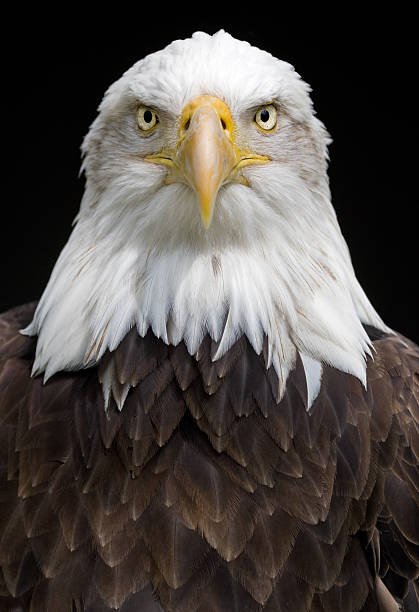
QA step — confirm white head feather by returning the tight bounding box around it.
[23,30,388,408]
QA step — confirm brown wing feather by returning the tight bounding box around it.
[0,304,418,611]
[368,332,419,610]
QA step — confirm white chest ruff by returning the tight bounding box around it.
[22,177,387,411]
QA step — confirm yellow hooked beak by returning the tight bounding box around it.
[146,95,268,228]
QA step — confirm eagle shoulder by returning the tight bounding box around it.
[365,329,419,609]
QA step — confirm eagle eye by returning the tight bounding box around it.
[137,106,159,132]
[254,104,277,131]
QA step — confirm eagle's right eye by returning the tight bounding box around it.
[254,104,277,131]
[137,106,159,132]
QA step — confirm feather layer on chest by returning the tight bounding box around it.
[0,304,418,611]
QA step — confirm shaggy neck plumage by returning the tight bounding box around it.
[23,158,387,410]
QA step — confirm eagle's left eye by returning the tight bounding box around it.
[137,106,159,132]
[254,104,277,131]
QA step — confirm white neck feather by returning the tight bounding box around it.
[23,159,388,409]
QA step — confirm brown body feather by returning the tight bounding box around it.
[0,303,418,611]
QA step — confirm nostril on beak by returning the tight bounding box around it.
[220,118,226,130]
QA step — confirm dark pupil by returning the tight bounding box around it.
[143,110,153,123]
[260,109,270,123]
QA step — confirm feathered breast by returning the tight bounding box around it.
[0,303,418,611]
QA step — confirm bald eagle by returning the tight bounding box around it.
[0,31,418,612]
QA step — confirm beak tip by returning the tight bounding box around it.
[201,213,213,229]
[199,197,215,229]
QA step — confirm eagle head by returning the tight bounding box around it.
[24,31,387,408]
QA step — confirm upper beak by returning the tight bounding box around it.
[176,97,237,228]
[146,95,268,228]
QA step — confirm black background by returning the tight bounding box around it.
[2,10,417,342]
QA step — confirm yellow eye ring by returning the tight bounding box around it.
[254,104,277,131]
[137,106,159,132]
